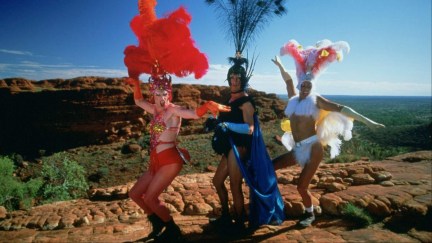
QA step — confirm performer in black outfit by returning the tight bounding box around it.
[209,54,284,230]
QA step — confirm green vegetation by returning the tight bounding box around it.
[40,152,89,203]
[341,203,373,227]
[0,153,89,210]
[0,156,43,210]
[330,96,431,160]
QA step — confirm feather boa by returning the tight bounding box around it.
[284,94,319,119]
[281,94,353,159]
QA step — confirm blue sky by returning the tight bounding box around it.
[1,0,430,96]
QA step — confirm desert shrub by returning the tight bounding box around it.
[0,156,43,210]
[137,134,151,149]
[326,154,361,164]
[12,154,24,165]
[97,166,109,177]
[88,166,110,183]
[40,152,89,203]
[341,203,373,228]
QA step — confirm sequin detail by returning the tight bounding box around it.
[149,113,166,150]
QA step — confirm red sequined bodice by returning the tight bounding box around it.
[149,113,166,150]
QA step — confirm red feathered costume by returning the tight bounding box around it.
[124,0,208,81]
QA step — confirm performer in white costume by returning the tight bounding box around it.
[272,39,385,227]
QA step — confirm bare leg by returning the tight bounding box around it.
[272,151,297,170]
[227,147,247,225]
[296,142,323,227]
[297,142,323,208]
[212,156,229,214]
[143,163,183,222]
[129,171,153,213]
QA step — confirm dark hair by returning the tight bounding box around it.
[227,56,249,89]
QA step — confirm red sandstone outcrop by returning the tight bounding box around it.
[0,77,285,157]
[0,151,430,242]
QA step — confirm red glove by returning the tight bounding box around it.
[124,76,143,100]
[196,101,231,117]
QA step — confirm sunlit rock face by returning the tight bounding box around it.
[0,77,285,157]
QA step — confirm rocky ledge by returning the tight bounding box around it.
[0,77,286,157]
[0,151,430,242]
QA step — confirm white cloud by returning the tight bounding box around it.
[0,61,127,80]
[1,61,430,96]
[0,49,33,56]
[174,65,431,96]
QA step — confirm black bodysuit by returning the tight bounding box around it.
[217,96,256,156]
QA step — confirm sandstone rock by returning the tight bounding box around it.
[0,78,285,156]
[343,177,354,185]
[347,167,365,176]
[205,165,217,172]
[43,215,61,230]
[75,216,90,227]
[277,174,293,185]
[284,201,305,217]
[0,206,6,219]
[0,155,430,242]
[340,228,418,242]
[367,199,392,217]
[59,214,77,229]
[402,199,428,216]
[320,194,344,215]
[92,215,105,224]
[352,173,375,185]
[380,180,395,187]
[327,182,347,192]
[408,228,432,243]
[370,171,393,182]
[320,175,336,183]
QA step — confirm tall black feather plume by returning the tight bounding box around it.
[206,0,287,83]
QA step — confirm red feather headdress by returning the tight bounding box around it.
[124,0,209,98]
[280,39,350,90]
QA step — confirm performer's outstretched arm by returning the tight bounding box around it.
[340,106,385,130]
[125,76,156,114]
[172,101,231,120]
[317,96,385,130]
[271,56,296,98]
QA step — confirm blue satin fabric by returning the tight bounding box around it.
[229,115,285,229]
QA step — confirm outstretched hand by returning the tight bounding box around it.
[206,101,231,117]
[367,122,386,131]
[271,56,282,67]
[196,101,231,117]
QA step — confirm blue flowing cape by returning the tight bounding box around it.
[230,115,285,228]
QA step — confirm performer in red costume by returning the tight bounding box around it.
[123,1,230,241]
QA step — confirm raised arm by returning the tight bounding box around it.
[171,101,231,120]
[272,56,296,98]
[317,96,385,130]
[125,77,155,114]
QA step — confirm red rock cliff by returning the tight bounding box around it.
[0,77,286,157]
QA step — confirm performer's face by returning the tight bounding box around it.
[299,81,312,99]
[154,89,170,107]
[229,73,242,92]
